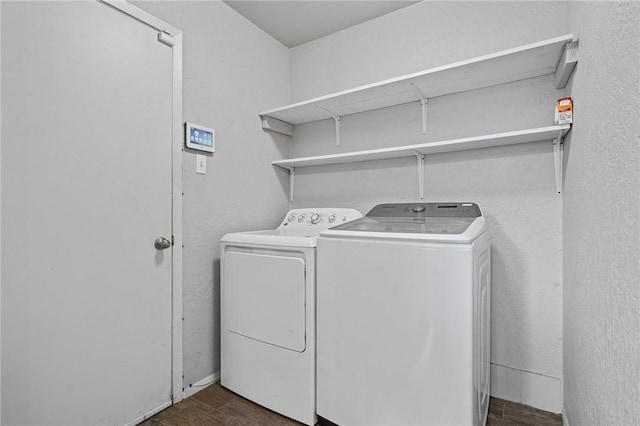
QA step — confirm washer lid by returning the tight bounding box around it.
[322,202,486,243]
[330,216,478,235]
[221,229,319,248]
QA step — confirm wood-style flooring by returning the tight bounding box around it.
[142,383,563,426]
[487,396,563,426]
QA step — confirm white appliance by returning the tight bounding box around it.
[317,202,491,426]
[220,208,362,426]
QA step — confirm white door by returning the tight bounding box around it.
[2,2,175,425]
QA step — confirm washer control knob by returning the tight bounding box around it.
[413,205,426,213]
[288,215,296,222]
[328,214,336,223]
[311,213,321,224]
[297,214,305,222]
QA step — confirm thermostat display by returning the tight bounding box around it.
[185,122,215,153]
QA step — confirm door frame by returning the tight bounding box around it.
[0,0,185,410]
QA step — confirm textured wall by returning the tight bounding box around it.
[563,2,640,425]
[289,1,567,411]
[291,1,567,102]
[133,1,291,390]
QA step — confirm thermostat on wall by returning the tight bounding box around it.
[185,122,215,153]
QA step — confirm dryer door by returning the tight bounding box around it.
[224,251,306,352]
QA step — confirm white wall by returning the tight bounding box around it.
[0,2,3,421]
[563,2,640,425]
[290,1,567,412]
[133,1,291,391]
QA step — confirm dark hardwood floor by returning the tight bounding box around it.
[487,396,562,425]
[142,383,563,426]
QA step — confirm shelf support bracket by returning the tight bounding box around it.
[317,106,341,147]
[288,166,295,205]
[553,137,564,194]
[412,150,425,200]
[411,84,428,135]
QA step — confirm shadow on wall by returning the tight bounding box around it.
[266,128,291,159]
[265,129,293,205]
[488,216,529,367]
[561,73,575,184]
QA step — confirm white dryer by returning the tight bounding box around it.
[317,202,491,426]
[220,208,362,426]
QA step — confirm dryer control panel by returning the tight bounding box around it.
[278,208,362,231]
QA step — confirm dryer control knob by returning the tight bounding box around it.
[288,215,296,222]
[311,213,321,224]
[328,214,336,223]
[298,214,305,222]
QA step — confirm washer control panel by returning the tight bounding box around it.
[278,208,362,231]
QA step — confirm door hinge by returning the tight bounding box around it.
[171,235,175,246]
[158,31,175,47]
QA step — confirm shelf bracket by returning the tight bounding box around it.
[412,150,425,200]
[411,84,428,135]
[317,106,341,147]
[283,166,295,205]
[553,137,564,193]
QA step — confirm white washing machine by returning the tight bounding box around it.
[220,208,362,426]
[317,202,491,426]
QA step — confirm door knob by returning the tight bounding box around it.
[154,237,171,250]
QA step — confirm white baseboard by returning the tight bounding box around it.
[490,363,562,413]
[126,400,172,426]
[182,371,220,399]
